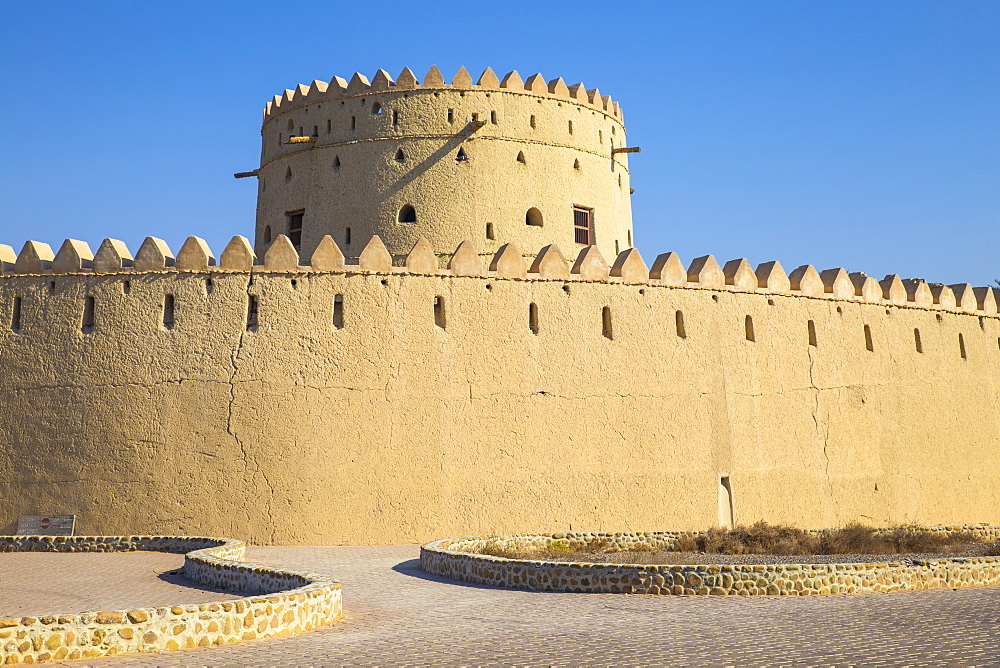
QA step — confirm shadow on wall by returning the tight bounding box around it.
[380,123,477,200]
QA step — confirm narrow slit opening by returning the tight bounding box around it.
[333,295,344,329]
[675,310,686,339]
[11,296,21,332]
[82,296,95,333]
[914,328,923,353]
[807,320,818,347]
[434,296,446,329]
[602,306,613,340]
[864,324,874,351]
[745,315,755,342]
[485,223,495,240]
[247,295,259,331]
[959,333,967,359]
[529,302,539,335]
[162,294,175,330]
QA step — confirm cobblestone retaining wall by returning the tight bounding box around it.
[0,535,342,664]
[421,527,1000,596]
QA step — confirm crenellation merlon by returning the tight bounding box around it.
[3,234,998,317]
[262,66,625,123]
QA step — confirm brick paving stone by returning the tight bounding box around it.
[21,544,1000,666]
[0,552,240,617]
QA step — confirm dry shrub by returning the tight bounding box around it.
[821,523,977,555]
[695,521,818,555]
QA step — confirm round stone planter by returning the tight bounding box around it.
[420,528,1000,596]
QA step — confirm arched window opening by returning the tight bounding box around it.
[456,147,469,161]
[516,151,526,164]
[263,225,272,244]
[675,310,686,339]
[525,207,543,227]
[864,324,874,352]
[395,148,406,162]
[745,315,755,342]
[333,155,341,172]
[529,302,539,335]
[602,306,613,340]
[284,166,292,182]
[398,204,417,223]
[372,102,383,115]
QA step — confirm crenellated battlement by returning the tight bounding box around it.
[262,66,624,123]
[2,235,997,318]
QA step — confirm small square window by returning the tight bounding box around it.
[573,207,593,245]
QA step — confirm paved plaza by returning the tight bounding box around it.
[2,545,998,666]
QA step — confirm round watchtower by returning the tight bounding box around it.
[253,65,635,262]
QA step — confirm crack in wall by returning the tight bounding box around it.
[807,346,835,515]
[226,274,277,544]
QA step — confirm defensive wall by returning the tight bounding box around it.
[253,66,634,264]
[0,234,998,545]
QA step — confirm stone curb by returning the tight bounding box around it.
[420,526,1000,597]
[0,535,342,664]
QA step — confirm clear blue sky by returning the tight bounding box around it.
[1,0,997,285]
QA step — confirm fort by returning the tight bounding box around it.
[0,66,998,546]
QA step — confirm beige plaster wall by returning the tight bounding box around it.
[0,263,998,545]
[255,69,633,263]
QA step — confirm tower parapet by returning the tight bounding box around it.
[252,66,635,265]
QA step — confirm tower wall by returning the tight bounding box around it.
[255,67,633,262]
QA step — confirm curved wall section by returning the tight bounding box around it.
[255,67,633,263]
[0,246,999,545]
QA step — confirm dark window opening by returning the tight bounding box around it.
[491,111,498,124]
[287,210,304,249]
[456,147,468,161]
[568,120,574,134]
[530,114,536,128]
[263,225,272,244]
[372,102,383,115]
[345,227,352,245]
[914,328,923,353]
[393,110,399,126]
[516,151,526,164]
[350,116,356,130]
[122,280,129,294]
[82,296,95,333]
[333,156,341,171]
[959,333,967,359]
[434,296,446,329]
[312,125,318,136]
[675,310,686,339]
[864,324,874,352]
[808,320,818,347]
[326,119,331,134]
[526,207,543,227]
[529,302,539,334]
[486,223,495,240]
[574,207,592,244]
[573,159,580,170]
[395,148,406,162]
[602,306,613,340]
[333,295,344,329]
[162,294,175,330]
[447,109,454,123]
[247,295,259,331]
[11,296,21,332]
[745,315,755,342]
[398,205,417,223]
